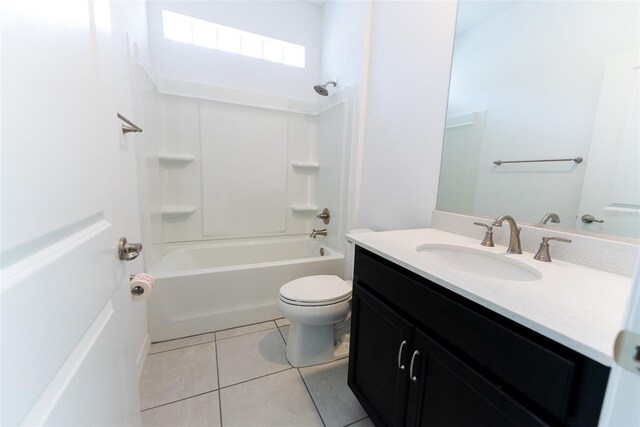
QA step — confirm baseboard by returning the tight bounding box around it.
[137,333,151,382]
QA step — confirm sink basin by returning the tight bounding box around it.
[416,244,543,282]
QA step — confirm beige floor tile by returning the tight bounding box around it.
[217,329,290,387]
[215,320,276,340]
[279,325,289,343]
[220,369,323,427]
[275,317,290,327]
[300,358,366,427]
[148,333,215,354]
[139,342,217,410]
[349,417,374,427]
[141,391,220,427]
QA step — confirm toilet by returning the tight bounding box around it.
[277,275,352,367]
[277,229,373,367]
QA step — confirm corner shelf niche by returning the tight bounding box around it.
[290,204,318,214]
[158,153,195,163]
[445,111,484,129]
[291,161,319,173]
[161,205,196,216]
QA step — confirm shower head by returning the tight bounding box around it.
[314,80,337,96]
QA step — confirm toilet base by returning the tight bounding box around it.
[285,322,349,367]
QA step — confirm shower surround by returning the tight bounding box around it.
[134,68,354,341]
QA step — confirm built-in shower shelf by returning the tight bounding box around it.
[445,121,475,129]
[161,205,197,216]
[445,111,484,129]
[158,153,195,163]
[291,161,320,172]
[290,204,318,214]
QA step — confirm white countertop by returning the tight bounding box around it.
[348,228,633,367]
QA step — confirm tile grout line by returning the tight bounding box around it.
[277,320,327,426]
[219,367,295,391]
[296,368,327,427]
[150,330,216,345]
[148,322,281,355]
[140,354,293,415]
[140,389,219,413]
[342,416,369,427]
[150,318,285,346]
[215,321,279,342]
[216,319,283,334]
[141,319,362,427]
[276,324,287,343]
[140,350,292,416]
[148,340,217,356]
[141,324,286,417]
[139,363,362,424]
[214,340,224,427]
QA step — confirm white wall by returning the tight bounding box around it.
[442,1,639,224]
[357,0,457,231]
[320,1,370,241]
[146,1,322,102]
[320,1,369,90]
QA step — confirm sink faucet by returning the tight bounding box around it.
[309,229,327,238]
[540,212,560,225]
[491,215,522,254]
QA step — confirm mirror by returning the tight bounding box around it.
[437,1,640,240]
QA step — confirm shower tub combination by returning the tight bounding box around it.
[147,236,344,342]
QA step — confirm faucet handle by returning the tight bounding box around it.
[473,222,495,247]
[474,222,493,231]
[534,236,572,262]
[543,236,572,244]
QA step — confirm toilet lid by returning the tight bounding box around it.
[280,275,352,304]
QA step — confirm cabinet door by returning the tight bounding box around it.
[349,284,413,427]
[407,329,549,427]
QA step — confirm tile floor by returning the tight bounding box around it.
[139,319,373,427]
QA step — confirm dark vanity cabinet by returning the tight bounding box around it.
[348,247,610,427]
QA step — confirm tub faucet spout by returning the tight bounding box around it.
[492,214,522,254]
[309,229,327,238]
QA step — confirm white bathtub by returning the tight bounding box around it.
[147,236,345,342]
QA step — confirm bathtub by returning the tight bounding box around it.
[147,236,345,342]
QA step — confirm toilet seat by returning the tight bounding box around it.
[279,294,351,307]
[279,275,351,307]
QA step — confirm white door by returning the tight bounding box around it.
[579,49,640,425]
[1,1,142,425]
[576,50,640,238]
[600,261,640,426]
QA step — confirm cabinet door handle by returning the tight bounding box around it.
[409,350,420,382]
[397,340,407,370]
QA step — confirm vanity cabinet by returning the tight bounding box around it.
[348,247,610,427]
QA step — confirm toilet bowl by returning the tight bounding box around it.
[277,275,352,367]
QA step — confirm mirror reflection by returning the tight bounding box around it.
[437,0,640,239]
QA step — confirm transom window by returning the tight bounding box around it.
[162,10,306,68]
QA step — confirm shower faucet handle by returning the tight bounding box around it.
[316,208,331,224]
[473,222,494,247]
